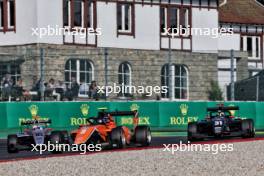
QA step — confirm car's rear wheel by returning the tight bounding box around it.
[110,127,126,149]
[188,122,201,141]
[7,135,18,153]
[242,119,255,138]
[135,126,151,146]
[50,131,63,154]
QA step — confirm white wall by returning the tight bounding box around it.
[0,1,224,54]
[0,0,63,45]
[218,34,240,51]
[0,0,37,45]
[97,2,160,50]
[192,8,218,53]
[36,0,63,44]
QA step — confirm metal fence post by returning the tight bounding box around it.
[256,75,259,101]
[40,48,45,101]
[104,48,108,100]
[168,37,173,101]
[230,49,235,101]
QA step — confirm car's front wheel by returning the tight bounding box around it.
[7,135,18,153]
[241,119,255,138]
[188,122,201,141]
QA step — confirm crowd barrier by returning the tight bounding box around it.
[0,101,263,138]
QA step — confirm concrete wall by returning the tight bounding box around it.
[0,44,218,100]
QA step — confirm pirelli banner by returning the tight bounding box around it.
[0,101,263,137]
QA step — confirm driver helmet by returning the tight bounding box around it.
[219,112,225,118]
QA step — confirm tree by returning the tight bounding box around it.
[208,80,223,101]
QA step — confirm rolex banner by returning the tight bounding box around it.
[0,101,263,138]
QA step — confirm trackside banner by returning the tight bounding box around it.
[0,101,263,137]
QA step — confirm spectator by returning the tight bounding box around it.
[46,78,60,101]
[79,82,89,95]
[31,76,41,92]
[65,77,79,101]
[30,76,43,101]
[13,78,31,101]
[55,80,66,101]
[1,74,13,101]
[89,80,99,100]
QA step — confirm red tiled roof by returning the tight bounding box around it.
[219,0,264,25]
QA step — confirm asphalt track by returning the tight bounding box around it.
[1,135,264,161]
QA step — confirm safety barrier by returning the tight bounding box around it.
[0,101,263,138]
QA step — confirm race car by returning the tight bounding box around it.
[187,105,255,141]
[68,108,151,149]
[7,118,69,153]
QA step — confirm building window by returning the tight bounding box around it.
[63,0,70,27]
[180,8,189,29]
[0,63,21,87]
[86,0,94,28]
[117,3,134,35]
[160,6,190,36]
[256,37,259,58]
[169,8,178,30]
[247,37,253,57]
[65,59,94,96]
[240,37,243,51]
[160,7,167,33]
[161,64,188,99]
[242,36,261,59]
[0,0,4,29]
[161,64,169,98]
[0,0,15,32]
[73,0,82,27]
[8,0,14,27]
[118,62,131,97]
[63,0,95,28]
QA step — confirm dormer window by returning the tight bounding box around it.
[0,0,15,32]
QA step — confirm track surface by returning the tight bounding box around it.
[1,135,263,161]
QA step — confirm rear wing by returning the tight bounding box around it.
[102,111,138,117]
[98,110,139,126]
[207,106,239,112]
[21,119,52,125]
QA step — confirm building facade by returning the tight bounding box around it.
[0,0,254,100]
[218,0,264,98]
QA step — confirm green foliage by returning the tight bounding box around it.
[208,80,223,101]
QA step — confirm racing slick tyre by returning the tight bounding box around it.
[7,135,18,153]
[241,119,255,138]
[135,126,151,146]
[188,122,201,142]
[110,127,126,149]
[50,131,64,154]
[61,130,70,144]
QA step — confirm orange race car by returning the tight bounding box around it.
[70,109,151,149]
